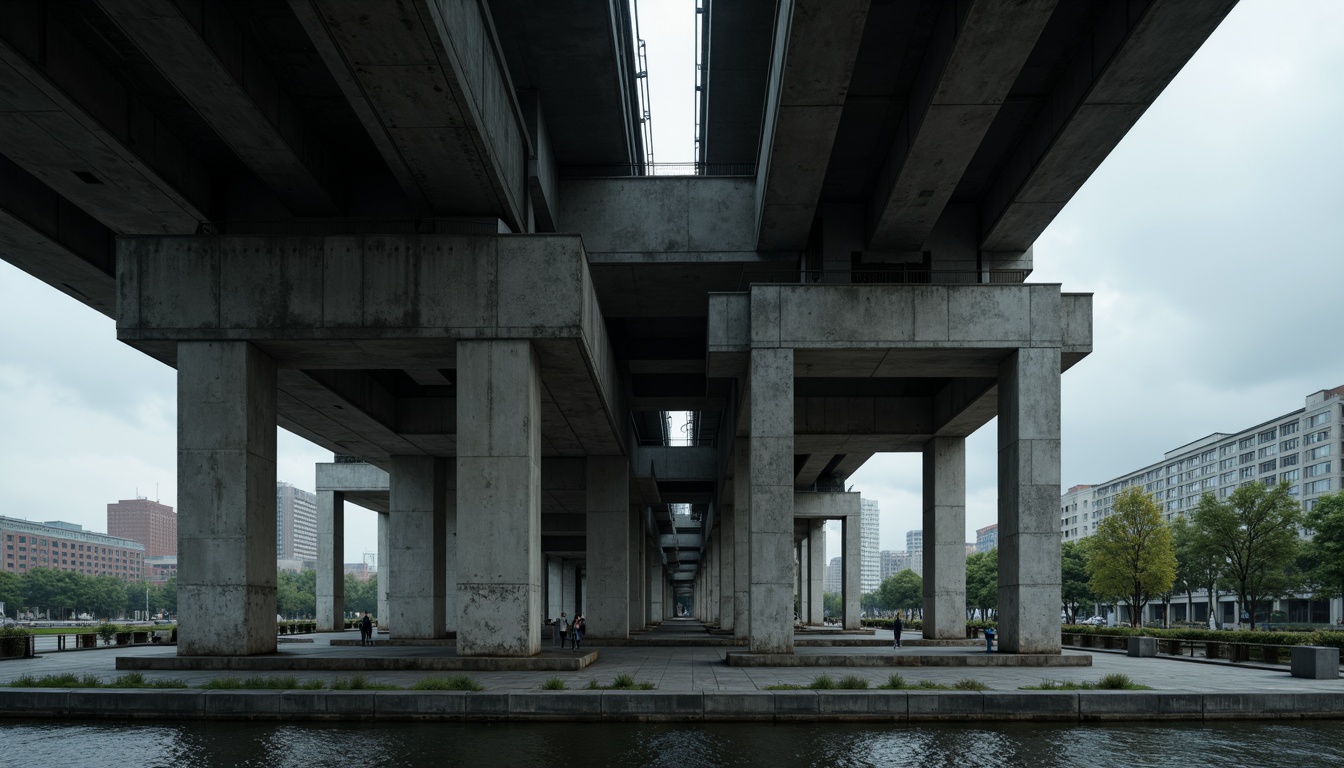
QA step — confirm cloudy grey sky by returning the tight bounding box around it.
[0,0,1340,565]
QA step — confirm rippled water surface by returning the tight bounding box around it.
[4,720,1344,767]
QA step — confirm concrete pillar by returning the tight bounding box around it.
[809,519,826,625]
[923,437,967,639]
[316,490,345,631]
[443,470,458,635]
[732,444,751,642]
[388,455,447,639]
[585,457,629,638]
[998,347,1063,653]
[794,541,803,622]
[546,557,562,619]
[628,506,644,633]
[176,341,276,656]
[456,340,542,656]
[377,512,389,633]
[718,505,735,632]
[647,555,662,625]
[562,562,578,615]
[842,514,862,629]
[749,347,794,653]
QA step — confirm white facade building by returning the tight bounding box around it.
[860,498,880,594]
[1062,386,1344,625]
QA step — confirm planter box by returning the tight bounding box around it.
[0,637,28,659]
[78,634,97,649]
[1204,641,1222,659]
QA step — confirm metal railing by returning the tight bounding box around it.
[739,269,1029,291]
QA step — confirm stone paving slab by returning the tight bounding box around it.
[118,650,598,672]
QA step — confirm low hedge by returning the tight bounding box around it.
[1062,625,1344,650]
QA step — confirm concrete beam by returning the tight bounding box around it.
[560,177,757,260]
[980,0,1239,252]
[0,13,209,234]
[868,0,1055,251]
[754,0,870,251]
[793,491,860,520]
[97,0,341,215]
[297,0,529,228]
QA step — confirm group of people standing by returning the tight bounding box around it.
[550,611,586,650]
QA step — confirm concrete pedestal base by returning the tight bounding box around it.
[1127,637,1157,658]
[1290,645,1340,679]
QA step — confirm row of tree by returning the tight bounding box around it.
[0,567,383,622]
[0,568,178,620]
[1082,485,1344,629]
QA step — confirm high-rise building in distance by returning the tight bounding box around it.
[107,498,177,558]
[860,497,880,594]
[276,482,318,561]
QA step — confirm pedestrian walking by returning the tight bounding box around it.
[892,614,903,649]
[360,611,373,646]
[571,615,585,650]
[555,612,569,650]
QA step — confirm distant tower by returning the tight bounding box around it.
[106,498,177,557]
[859,497,880,593]
[275,482,318,560]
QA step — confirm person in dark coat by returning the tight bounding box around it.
[571,615,585,650]
[360,612,373,646]
[892,614,903,649]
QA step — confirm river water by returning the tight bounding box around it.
[3,720,1343,767]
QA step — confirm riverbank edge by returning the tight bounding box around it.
[0,689,1341,722]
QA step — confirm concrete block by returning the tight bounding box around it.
[280,691,375,716]
[1291,692,1344,715]
[907,691,984,720]
[1202,693,1300,718]
[814,691,875,716]
[64,689,200,717]
[602,692,704,719]
[1027,283,1062,344]
[1078,692,1204,720]
[509,692,602,718]
[0,689,68,715]
[1291,645,1340,679]
[982,691,1078,719]
[703,692,775,719]
[373,691,466,718]
[771,691,819,717]
[947,286,1030,343]
[203,691,282,717]
[1128,637,1158,658]
[495,236,582,331]
[463,693,511,718]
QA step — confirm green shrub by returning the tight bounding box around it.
[109,673,188,689]
[1097,673,1137,690]
[331,674,398,690]
[836,675,869,690]
[199,676,300,690]
[809,674,836,690]
[9,673,101,688]
[952,679,988,691]
[540,678,566,690]
[587,679,601,690]
[881,673,907,690]
[97,624,118,646]
[411,675,483,691]
[611,673,636,689]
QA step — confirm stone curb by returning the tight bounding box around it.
[2,690,1342,722]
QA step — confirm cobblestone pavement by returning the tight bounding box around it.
[1,623,1339,694]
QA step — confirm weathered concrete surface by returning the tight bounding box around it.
[176,341,277,656]
[585,457,629,639]
[456,340,542,656]
[316,490,345,632]
[1292,646,1341,680]
[923,437,966,640]
[808,519,825,625]
[748,348,795,654]
[1128,637,1158,658]
[719,505,736,632]
[119,652,596,673]
[388,456,448,640]
[561,177,756,260]
[843,513,861,630]
[997,348,1062,654]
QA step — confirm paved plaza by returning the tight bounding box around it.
[3,622,1339,697]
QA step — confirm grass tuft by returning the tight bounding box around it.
[952,679,988,691]
[110,673,188,689]
[809,674,836,690]
[880,673,906,690]
[199,676,299,690]
[540,678,567,690]
[612,673,637,689]
[411,675,483,692]
[836,675,869,690]
[1020,674,1151,692]
[9,673,101,688]
[331,674,399,690]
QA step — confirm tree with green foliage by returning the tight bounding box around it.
[860,591,880,616]
[1304,492,1344,609]
[277,569,317,618]
[344,573,378,616]
[0,571,24,617]
[1060,540,1095,623]
[1172,514,1222,628]
[877,570,922,617]
[823,592,842,622]
[965,549,997,620]
[1087,487,1176,628]
[1191,482,1301,630]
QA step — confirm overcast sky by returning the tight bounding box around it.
[0,0,1340,566]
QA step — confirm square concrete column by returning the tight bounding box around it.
[176,341,277,656]
[316,490,345,631]
[809,519,826,625]
[732,443,751,642]
[647,554,662,625]
[562,562,578,614]
[442,466,459,634]
[749,347,795,653]
[377,512,389,633]
[546,557,562,619]
[718,505,735,632]
[842,514,862,629]
[388,455,447,639]
[923,436,967,640]
[457,340,542,656]
[585,456,630,638]
[998,347,1063,653]
[629,506,645,633]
